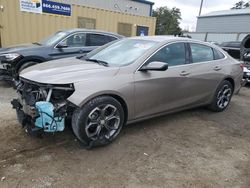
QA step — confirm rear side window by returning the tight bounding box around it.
[190,43,214,63]
[213,49,225,60]
[86,34,117,46]
[147,42,186,66]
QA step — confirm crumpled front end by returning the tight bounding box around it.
[0,53,23,82]
[0,61,13,82]
[11,78,76,135]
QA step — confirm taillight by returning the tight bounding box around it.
[240,63,244,71]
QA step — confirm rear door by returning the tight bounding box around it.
[184,43,226,103]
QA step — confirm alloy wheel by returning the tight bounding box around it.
[85,104,121,140]
[217,85,232,109]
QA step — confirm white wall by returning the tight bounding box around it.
[196,15,250,33]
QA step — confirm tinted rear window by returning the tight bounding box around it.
[86,34,117,46]
[190,43,214,63]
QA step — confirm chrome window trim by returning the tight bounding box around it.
[53,32,119,49]
[136,41,188,72]
[189,42,226,63]
[136,41,227,72]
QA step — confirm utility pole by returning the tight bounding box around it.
[199,0,204,16]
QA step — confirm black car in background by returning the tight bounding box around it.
[0,29,123,82]
[220,41,242,60]
[220,35,250,84]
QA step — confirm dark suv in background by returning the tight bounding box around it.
[220,41,242,60]
[0,29,123,82]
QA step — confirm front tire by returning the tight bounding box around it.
[208,80,233,112]
[72,96,125,148]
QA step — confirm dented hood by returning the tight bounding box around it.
[20,57,120,84]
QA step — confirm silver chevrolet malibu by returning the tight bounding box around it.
[12,36,243,148]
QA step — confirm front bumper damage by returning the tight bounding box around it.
[0,62,13,82]
[0,56,23,82]
[11,78,76,135]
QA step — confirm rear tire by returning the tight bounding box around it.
[72,96,125,148]
[208,80,233,112]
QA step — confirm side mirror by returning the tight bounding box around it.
[56,43,68,49]
[243,52,250,62]
[140,61,168,71]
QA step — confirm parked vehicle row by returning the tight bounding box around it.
[219,35,250,84]
[10,36,243,148]
[0,29,123,82]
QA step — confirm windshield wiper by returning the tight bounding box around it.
[76,54,87,59]
[32,42,41,46]
[85,58,109,67]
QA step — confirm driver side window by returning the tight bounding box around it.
[58,33,86,48]
[146,42,186,66]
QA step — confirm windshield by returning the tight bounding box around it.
[86,39,157,66]
[39,31,68,46]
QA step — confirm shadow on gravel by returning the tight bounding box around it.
[0,81,12,88]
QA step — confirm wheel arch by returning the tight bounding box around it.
[106,94,128,124]
[15,56,46,71]
[224,77,235,92]
[77,93,129,124]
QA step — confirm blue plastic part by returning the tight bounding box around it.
[35,101,65,133]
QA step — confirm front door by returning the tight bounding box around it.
[134,42,193,119]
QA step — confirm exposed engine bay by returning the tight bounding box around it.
[11,78,75,134]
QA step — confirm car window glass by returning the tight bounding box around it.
[59,33,86,48]
[40,31,68,46]
[106,36,118,43]
[190,43,214,63]
[213,48,225,60]
[146,43,186,66]
[86,34,117,46]
[87,39,157,66]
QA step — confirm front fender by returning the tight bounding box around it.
[14,56,47,70]
[67,80,134,121]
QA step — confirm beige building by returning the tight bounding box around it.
[0,0,156,47]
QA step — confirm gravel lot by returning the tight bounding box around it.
[0,81,250,188]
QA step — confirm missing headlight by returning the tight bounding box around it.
[12,78,76,134]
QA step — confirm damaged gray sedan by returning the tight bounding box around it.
[11,36,243,147]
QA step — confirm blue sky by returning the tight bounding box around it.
[152,0,240,31]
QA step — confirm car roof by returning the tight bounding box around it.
[129,35,204,44]
[59,28,124,38]
[220,41,241,47]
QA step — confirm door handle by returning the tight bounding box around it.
[180,71,190,76]
[213,66,222,71]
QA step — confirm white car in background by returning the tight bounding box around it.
[243,53,250,83]
[243,64,250,83]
